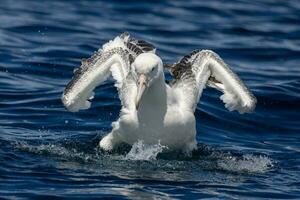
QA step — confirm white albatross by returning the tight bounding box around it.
[61,32,256,153]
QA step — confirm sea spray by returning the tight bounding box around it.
[217,154,274,173]
[125,140,167,161]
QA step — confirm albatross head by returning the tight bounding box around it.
[132,53,163,109]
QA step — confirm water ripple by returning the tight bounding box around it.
[0,0,300,199]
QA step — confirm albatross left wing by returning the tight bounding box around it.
[62,32,155,112]
[166,50,256,114]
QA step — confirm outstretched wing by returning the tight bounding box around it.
[61,32,155,112]
[166,50,256,114]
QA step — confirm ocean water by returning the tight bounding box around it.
[1,0,300,199]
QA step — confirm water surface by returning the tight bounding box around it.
[0,0,300,199]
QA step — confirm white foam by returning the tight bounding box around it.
[125,140,167,161]
[14,142,94,162]
[217,154,274,173]
[14,141,274,174]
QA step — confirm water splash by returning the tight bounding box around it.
[13,141,274,174]
[125,140,167,161]
[14,142,98,162]
[191,145,274,173]
[217,154,274,173]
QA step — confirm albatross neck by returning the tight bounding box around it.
[138,72,167,119]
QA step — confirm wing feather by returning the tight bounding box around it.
[62,32,155,112]
[62,48,130,112]
[167,50,256,113]
[206,50,256,113]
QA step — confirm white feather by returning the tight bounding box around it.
[62,35,256,153]
[102,36,127,51]
[62,52,130,112]
[208,53,256,113]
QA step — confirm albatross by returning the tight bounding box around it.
[61,32,256,153]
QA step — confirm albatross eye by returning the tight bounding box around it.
[151,67,155,72]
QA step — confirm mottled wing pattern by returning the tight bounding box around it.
[118,32,156,111]
[166,50,256,113]
[120,32,156,64]
[62,32,156,112]
[166,50,211,111]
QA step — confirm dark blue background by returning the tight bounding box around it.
[0,0,299,199]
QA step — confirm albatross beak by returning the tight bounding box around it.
[136,74,148,110]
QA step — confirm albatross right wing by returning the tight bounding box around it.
[166,50,256,114]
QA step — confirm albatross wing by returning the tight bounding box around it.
[166,50,256,114]
[61,32,155,112]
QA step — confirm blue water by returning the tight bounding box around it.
[1,0,299,199]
